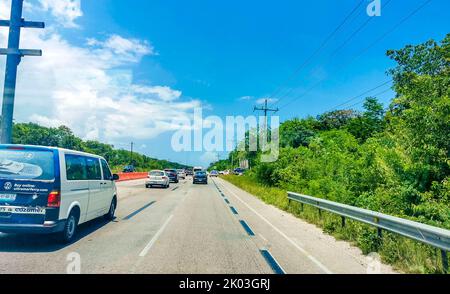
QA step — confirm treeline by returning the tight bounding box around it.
[12,123,188,172]
[214,35,449,272]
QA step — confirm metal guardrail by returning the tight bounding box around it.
[287,192,450,272]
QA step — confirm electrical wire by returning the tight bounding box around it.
[272,0,393,107]
[344,87,393,109]
[266,0,366,102]
[328,80,393,111]
[276,0,432,112]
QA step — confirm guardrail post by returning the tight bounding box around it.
[341,216,346,227]
[377,227,383,238]
[442,250,448,273]
[318,209,322,219]
[300,203,304,212]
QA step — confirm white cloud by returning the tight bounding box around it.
[239,96,253,101]
[87,35,156,64]
[132,85,181,102]
[39,0,83,28]
[0,0,8,19]
[0,0,201,142]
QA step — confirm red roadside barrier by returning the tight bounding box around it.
[116,172,148,182]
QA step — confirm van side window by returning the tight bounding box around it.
[86,157,102,180]
[65,154,87,181]
[101,159,113,180]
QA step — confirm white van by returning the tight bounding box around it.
[0,145,119,243]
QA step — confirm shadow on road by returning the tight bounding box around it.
[0,218,116,253]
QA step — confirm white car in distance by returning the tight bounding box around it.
[177,169,186,179]
[146,170,170,189]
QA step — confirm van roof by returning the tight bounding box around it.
[0,144,106,160]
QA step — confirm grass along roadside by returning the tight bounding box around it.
[222,175,449,274]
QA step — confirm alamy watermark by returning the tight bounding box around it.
[367,0,382,17]
[66,252,81,274]
[171,108,280,163]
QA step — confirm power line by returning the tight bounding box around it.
[354,0,432,61]
[266,0,365,103]
[276,0,432,112]
[328,0,393,59]
[272,0,395,108]
[344,87,393,109]
[328,80,393,111]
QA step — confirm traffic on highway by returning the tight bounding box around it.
[0,145,394,275]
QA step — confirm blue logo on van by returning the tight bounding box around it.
[4,182,12,190]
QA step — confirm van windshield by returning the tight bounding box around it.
[0,149,55,181]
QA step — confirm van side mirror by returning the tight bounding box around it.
[112,174,120,181]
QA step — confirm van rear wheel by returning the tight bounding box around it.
[59,211,79,244]
[104,198,116,221]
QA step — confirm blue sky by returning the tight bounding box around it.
[1,0,449,166]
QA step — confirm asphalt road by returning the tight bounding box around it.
[0,177,395,274]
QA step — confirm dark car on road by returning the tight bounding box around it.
[164,169,179,183]
[193,171,208,184]
[233,168,245,176]
[123,165,135,173]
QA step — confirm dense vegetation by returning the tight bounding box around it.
[12,123,189,172]
[215,35,450,273]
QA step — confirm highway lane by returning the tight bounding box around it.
[0,179,186,274]
[132,179,272,274]
[0,177,395,274]
[213,178,396,274]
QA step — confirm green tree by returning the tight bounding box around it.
[12,122,190,172]
[280,117,317,148]
[347,97,386,142]
[317,109,359,131]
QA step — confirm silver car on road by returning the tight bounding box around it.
[146,170,170,188]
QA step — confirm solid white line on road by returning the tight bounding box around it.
[139,214,174,257]
[218,180,333,274]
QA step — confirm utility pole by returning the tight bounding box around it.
[0,0,44,144]
[130,142,134,165]
[227,139,236,169]
[253,98,278,156]
[254,98,279,129]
